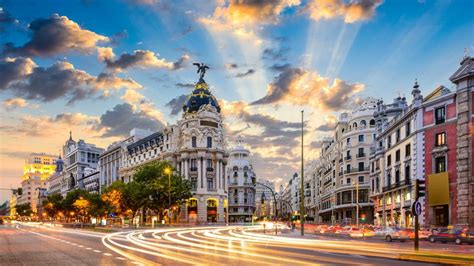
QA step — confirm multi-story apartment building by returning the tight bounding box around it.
[47,133,103,196]
[372,85,422,227]
[17,153,57,213]
[421,86,458,227]
[255,179,276,219]
[99,128,153,190]
[118,77,229,224]
[227,137,256,223]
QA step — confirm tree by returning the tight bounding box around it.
[73,196,91,221]
[16,203,32,217]
[42,193,64,219]
[101,181,127,217]
[134,161,192,218]
[122,181,150,221]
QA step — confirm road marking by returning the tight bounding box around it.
[103,253,112,256]
[93,249,102,253]
[78,245,84,248]
[86,247,92,250]
[131,261,143,265]
[71,243,78,246]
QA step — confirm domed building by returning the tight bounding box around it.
[119,71,229,224]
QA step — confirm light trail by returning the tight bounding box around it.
[98,225,474,265]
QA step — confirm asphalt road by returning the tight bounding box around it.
[1,223,472,265]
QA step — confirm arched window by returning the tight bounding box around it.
[191,136,197,148]
[341,128,345,133]
[360,120,366,127]
[353,122,358,128]
[370,119,375,126]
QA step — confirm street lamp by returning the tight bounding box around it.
[164,166,172,226]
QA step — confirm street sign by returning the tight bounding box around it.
[412,201,422,216]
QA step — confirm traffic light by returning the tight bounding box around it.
[416,179,426,200]
[360,214,366,222]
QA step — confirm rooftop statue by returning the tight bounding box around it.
[193,62,209,82]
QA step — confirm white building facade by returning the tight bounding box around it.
[227,137,256,223]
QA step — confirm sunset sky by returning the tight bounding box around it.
[0,0,473,202]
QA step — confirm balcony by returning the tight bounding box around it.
[356,153,366,158]
[344,155,352,161]
[207,188,217,192]
[230,182,238,186]
[324,168,332,175]
[323,179,332,186]
[382,179,411,192]
[243,182,254,186]
[344,167,369,174]
[206,167,214,172]
[190,167,197,172]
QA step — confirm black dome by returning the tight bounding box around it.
[183,80,220,114]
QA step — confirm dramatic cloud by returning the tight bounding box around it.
[269,63,291,72]
[99,48,190,72]
[235,69,255,78]
[0,57,142,104]
[3,14,109,56]
[166,94,188,116]
[306,0,382,23]
[262,47,289,61]
[176,82,195,89]
[222,100,303,154]
[97,103,164,137]
[0,112,98,137]
[315,115,337,131]
[251,66,364,110]
[2,97,30,109]
[209,0,301,25]
[225,63,239,69]
[120,89,145,105]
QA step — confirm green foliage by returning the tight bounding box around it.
[133,161,192,214]
[42,193,64,218]
[16,203,32,217]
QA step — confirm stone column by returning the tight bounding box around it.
[456,88,473,226]
[184,159,188,179]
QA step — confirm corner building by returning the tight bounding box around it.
[120,79,228,224]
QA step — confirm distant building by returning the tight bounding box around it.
[255,179,276,219]
[17,153,56,213]
[227,137,256,223]
[99,128,153,190]
[0,201,9,216]
[47,132,104,196]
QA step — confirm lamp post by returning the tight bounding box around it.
[164,167,172,226]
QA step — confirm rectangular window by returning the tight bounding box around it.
[435,132,446,146]
[206,159,212,169]
[435,107,446,124]
[207,178,214,190]
[191,159,197,169]
[358,176,364,183]
[396,150,400,162]
[435,156,446,173]
[387,155,392,166]
[405,121,411,136]
[396,128,400,142]
[192,136,197,148]
[387,136,392,148]
[347,138,350,144]
[191,177,197,190]
[358,135,364,142]
[405,165,410,181]
[207,137,212,148]
[358,147,364,157]
[395,170,400,183]
[358,162,364,171]
[405,144,411,157]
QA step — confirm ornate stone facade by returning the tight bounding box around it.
[119,79,229,224]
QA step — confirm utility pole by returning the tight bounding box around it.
[300,110,305,236]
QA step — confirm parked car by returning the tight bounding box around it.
[384,227,410,242]
[429,228,474,245]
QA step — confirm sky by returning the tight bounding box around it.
[0,0,473,202]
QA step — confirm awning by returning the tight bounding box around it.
[427,172,449,206]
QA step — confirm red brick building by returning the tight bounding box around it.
[422,86,458,226]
